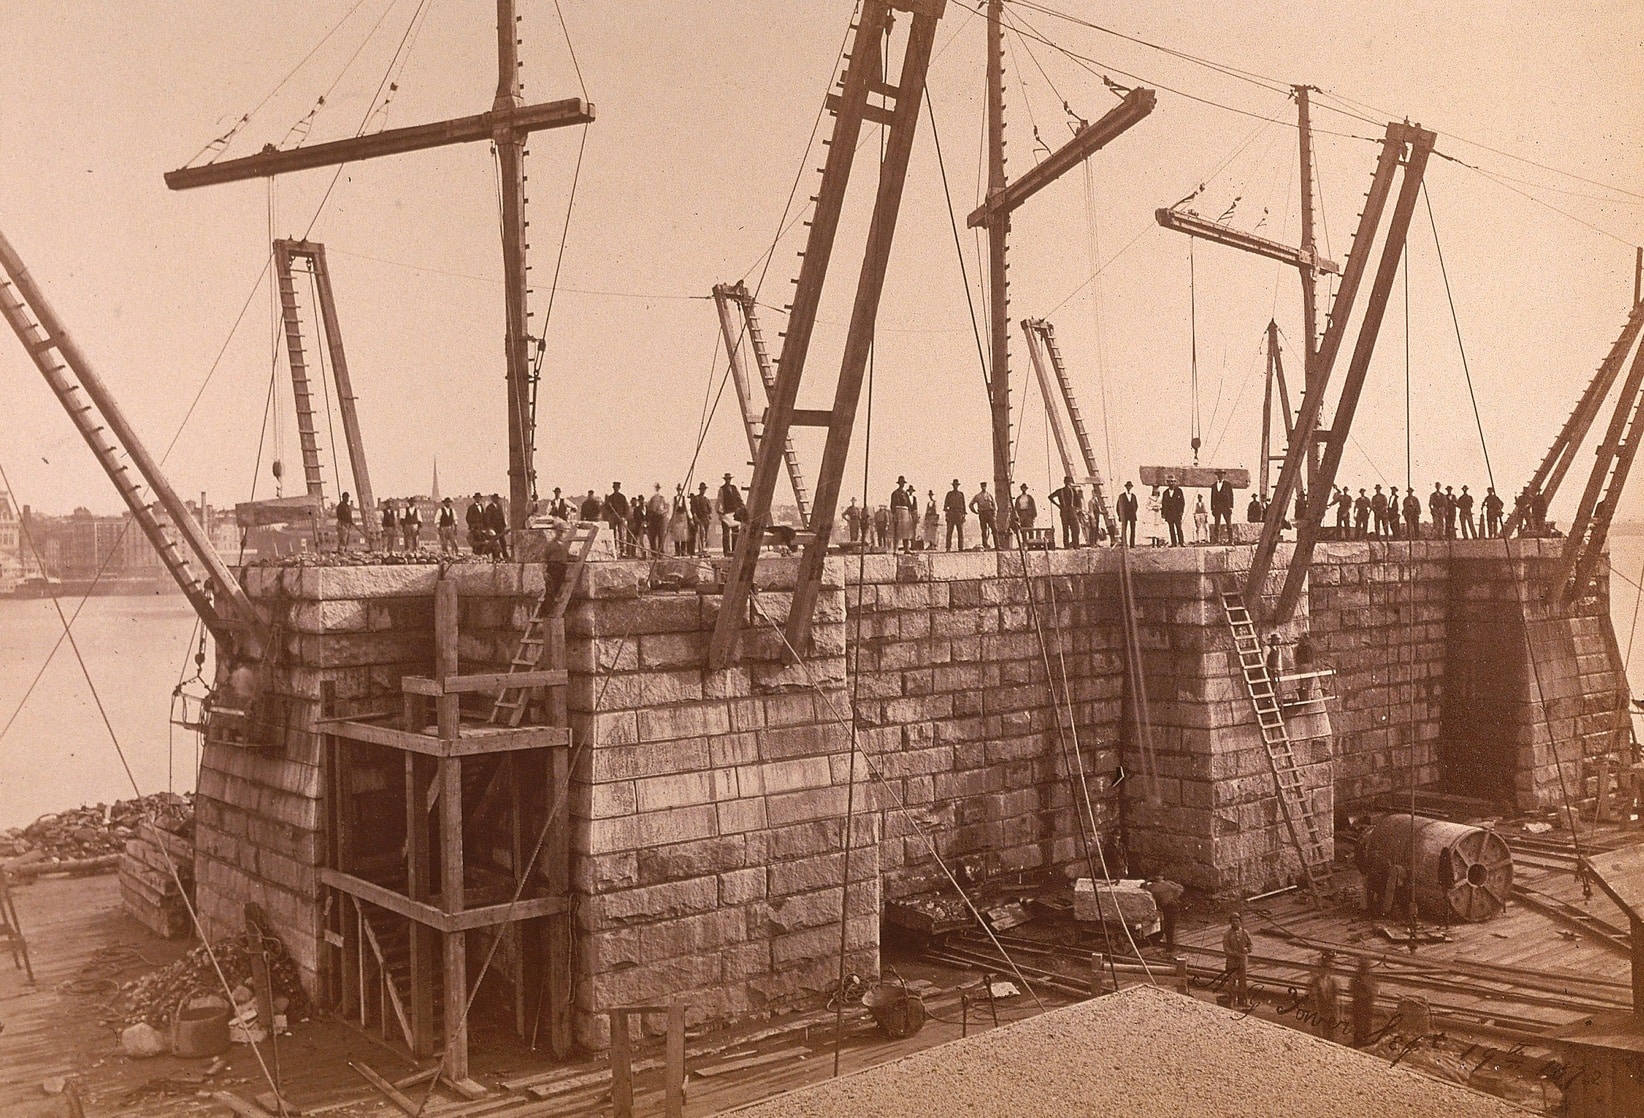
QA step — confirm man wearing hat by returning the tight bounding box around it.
[943,479,968,550]
[1050,474,1083,548]
[716,473,745,554]
[690,482,713,555]
[1209,469,1234,544]
[604,482,630,555]
[1115,481,1139,547]
[1160,475,1186,547]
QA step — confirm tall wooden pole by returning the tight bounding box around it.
[986,0,1013,534]
[495,0,534,533]
[1295,84,1321,494]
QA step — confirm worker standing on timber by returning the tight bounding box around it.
[970,482,997,549]
[1050,475,1083,548]
[1308,952,1342,1041]
[467,493,489,556]
[541,516,574,607]
[717,473,746,554]
[335,492,355,550]
[400,500,422,552]
[890,477,914,552]
[1116,481,1139,547]
[484,494,510,560]
[437,497,458,555]
[844,497,865,545]
[1210,470,1234,543]
[1013,484,1038,535]
[604,483,630,556]
[1482,486,1505,537]
[1161,476,1186,547]
[922,491,940,551]
[669,485,690,555]
[647,484,668,555]
[1265,633,1284,688]
[1294,631,1316,702]
[944,480,968,551]
[691,483,713,556]
[1403,489,1421,537]
[1143,878,1184,955]
[1223,914,1253,1008]
[1350,956,1378,1047]
[381,500,398,553]
[1457,486,1476,539]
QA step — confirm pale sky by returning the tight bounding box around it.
[2,1,1642,522]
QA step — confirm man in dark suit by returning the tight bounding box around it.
[483,493,510,560]
[943,480,969,550]
[1049,475,1083,548]
[1209,470,1235,544]
[1116,481,1139,547]
[1160,476,1186,546]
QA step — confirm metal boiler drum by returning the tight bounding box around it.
[1355,813,1513,922]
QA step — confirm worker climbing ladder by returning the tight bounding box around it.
[1221,588,1333,898]
[490,522,600,727]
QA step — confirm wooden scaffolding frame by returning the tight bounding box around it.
[320,577,577,1083]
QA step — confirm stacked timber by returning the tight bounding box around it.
[120,819,196,940]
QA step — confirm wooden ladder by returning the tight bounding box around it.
[490,522,599,727]
[1221,589,1333,898]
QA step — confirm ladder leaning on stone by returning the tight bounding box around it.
[1221,588,1333,899]
[490,522,600,727]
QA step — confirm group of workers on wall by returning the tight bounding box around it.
[323,466,1546,562]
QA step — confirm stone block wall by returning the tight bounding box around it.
[563,556,875,1050]
[840,549,1126,900]
[192,533,1627,1048]
[1309,542,1448,807]
[1118,548,1332,897]
[1443,540,1628,810]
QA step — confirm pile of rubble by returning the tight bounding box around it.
[117,932,309,1029]
[0,792,192,866]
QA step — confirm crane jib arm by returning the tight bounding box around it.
[164,99,595,190]
[967,87,1155,227]
[0,228,262,650]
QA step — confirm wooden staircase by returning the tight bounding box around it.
[1221,589,1333,898]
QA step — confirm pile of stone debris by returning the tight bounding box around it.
[0,792,192,869]
[117,931,309,1030]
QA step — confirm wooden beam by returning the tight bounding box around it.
[318,869,567,931]
[1154,207,1339,274]
[967,87,1155,227]
[327,719,570,756]
[164,99,594,190]
[1268,125,1436,623]
[440,754,468,1081]
[400,669,567,696]
[1243,122,1408,622]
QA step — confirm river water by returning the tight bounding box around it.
[5,541,1644,830]
[0,593,203,829]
